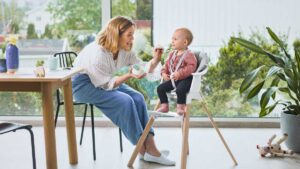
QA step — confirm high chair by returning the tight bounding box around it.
[127,52,238,169]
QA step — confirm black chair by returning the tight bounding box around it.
[0,122,36,169]
[53,51,123,160]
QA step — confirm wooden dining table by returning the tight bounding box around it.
[0,67,83,169]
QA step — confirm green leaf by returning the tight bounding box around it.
[284,68,293,78]
[271,77,280,99]
[259,108,268,117]
[231,37,285,66]
[281,56,290,66]
[277,73,286,81]
[260,87,277,109]
[266,66,281,78]
[267,102,279,114]
[266,27,291,59]
[247,81,265,100]
[295,51,300,98]
[287,105,298,110]
[271,76,280,87]
[291,63,300,85]
[271,92,276,100]
[231,37,268,55]
[240,65,265,94]
[278,87,289,93]
[286,76,297,93]
[295,48,300,75]
[266,53,285,67]
[279,87,299,105]
[286,105,300,113]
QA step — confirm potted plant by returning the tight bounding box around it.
[34,59,45,77]
[35,59,44,67]
[232,27,300,153]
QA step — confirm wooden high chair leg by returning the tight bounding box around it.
[181,105,190,169]
[154,100,161,111]
[127,116,155,167]
[202,102,238,166]
[181,107,190,155]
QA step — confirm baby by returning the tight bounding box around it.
[156,28,197,115]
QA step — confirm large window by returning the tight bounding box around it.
[111,0,159,110]
[1,0,299,118]
[112,0,300,118]
[0,0,101,116]
[151,0,300,117]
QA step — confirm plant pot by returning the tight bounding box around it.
[280,111,300,153]
[0,59,7,72]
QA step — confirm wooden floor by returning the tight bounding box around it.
[0,127,299,169]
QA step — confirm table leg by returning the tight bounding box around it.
[41,82,58,169]
[63,79,78,164]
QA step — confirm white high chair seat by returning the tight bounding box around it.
[187,51,208,103]
[149,51,208,118]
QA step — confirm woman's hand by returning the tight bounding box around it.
[129,66,146,79]
[162,73,170,81]
[148,47,163,73]
[133,73,146,79]
[114,67,146,87]
[153,47,163,63]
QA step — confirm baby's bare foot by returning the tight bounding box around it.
[156,103,169,113]
[176,104,186,115]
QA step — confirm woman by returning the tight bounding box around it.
[72,16,175,166]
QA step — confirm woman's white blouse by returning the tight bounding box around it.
[74,42,141,90]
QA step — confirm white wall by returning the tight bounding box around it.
[153,0,300,63]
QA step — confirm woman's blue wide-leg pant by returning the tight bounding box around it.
[72,74,154,145]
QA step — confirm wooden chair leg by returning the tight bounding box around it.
[181,105,190,169]
[202,102,238,166]
[181,106,190,155]
[127,116,155,167]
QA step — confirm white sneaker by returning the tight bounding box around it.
[139,150,170,160]
[144,152,176,166]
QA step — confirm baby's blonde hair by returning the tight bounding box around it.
[96,16,135,53]
[176,28,193,46]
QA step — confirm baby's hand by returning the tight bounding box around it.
[162,73,170,81]
[171,72,180,81]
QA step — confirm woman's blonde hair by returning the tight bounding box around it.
[96,16,135,53]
